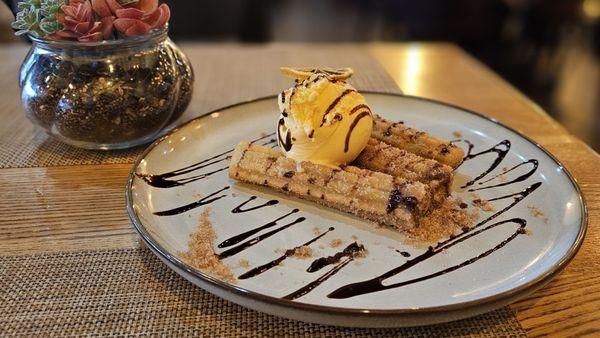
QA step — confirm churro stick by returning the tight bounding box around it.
[372,115,464,168]
[354,138,453,206]
[229,142,433,231]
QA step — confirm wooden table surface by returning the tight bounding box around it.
[2,42,599,337]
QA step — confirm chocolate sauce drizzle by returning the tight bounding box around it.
[217,215,306,259]
[328,218,527,299]
[344,111,371,153]
[396,251,411,257]
[277,118,293,152]
[453,140,539,193]
[138,164,229,188]
[460,140,511,188]
[327,182,541,299]
[231,196,279,214]
[350,104,371,115]
[137,133,275,188]
[284,256,354,300]
[386,188,418,213]
[153,186,230,216]
[238,227,335,280]
[218,209,300,248]
[470,159,539,192]
[450,139,474,169]
[320,89,356,127]
[307,242,365,272]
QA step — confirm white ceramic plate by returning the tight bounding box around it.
[126,93,587,327]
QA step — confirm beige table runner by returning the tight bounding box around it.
[0,43,527,336]
[2,247,526,337]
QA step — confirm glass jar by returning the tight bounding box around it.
[19,27,193,150]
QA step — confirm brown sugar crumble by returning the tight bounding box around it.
[351,235,358,240]
[330,239,343,248]
[470,192,496,212]
[354,245,369,258]
[406,198,479,243]
[472,198,496,212]
[179,208,236,283]
[527,204,549,224]
[236,259,250,268]
[292,245,313,258]
[452,131,462,138]
[312,227,321,236]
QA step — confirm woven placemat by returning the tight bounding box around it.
[0,43,400,169]
[0,247,526,337]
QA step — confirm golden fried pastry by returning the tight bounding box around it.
[229,142,436,231]
[372,114,464,168]
[354,138,453,207]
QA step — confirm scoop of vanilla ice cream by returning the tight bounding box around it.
[276,70,373,168]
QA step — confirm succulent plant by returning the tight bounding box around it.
[113,0,170,37]
[17,0,43,11]
[12,0,171,41]
[11,5,43,36]
[40,0,68,15]
[40,16,64,34]
[12,0,67,36]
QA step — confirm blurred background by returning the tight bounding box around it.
[1,0,599,151]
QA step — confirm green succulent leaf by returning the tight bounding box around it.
[40,17,63,34]
[40,0,67,16]
[17,0,42,11]
[11,5,44,37]
[12,0,67,37]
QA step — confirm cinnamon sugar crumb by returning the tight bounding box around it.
[330,239,343,248]
[179,208,236,283]
[453,131,462,138]
[472,198,495,212]
[236,259,250,268]
[470,192,495,212]
[318,244,325,250]
[407,198,479,243]
[351,235,358,240]
[527,204,549,224]
[292,246,313,258]
[313,227,321,236]
[354,246,368,258]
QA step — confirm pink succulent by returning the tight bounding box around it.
[113,0,170,37]
[91,0,124,17]
[49,0,170,41]
[49,0,114,42]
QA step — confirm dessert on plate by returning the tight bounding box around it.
[229,67,464,232]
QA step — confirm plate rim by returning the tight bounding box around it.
[125,92,588,317]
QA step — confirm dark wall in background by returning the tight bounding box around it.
[3,0,598,149]
[163,0,599,149]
